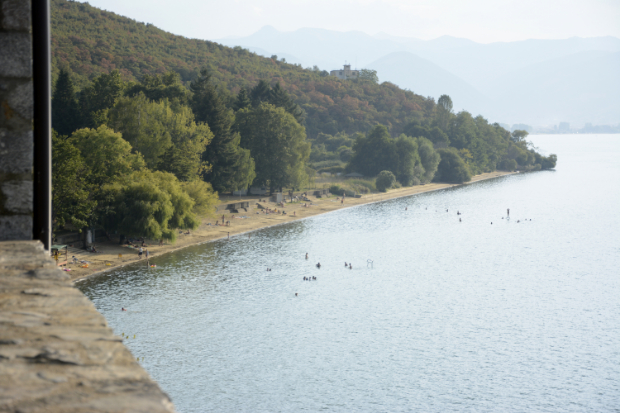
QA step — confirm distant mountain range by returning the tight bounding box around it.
[216,28,620,127]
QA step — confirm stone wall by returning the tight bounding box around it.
[0,240,177,412]
[0,0,34,241]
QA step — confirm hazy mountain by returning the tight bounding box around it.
[216,27,620,126]
[487,51,620,126]
[216,26,403,71]
[365,52,491,116]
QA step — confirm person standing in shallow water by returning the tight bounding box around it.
[507,208,510,217]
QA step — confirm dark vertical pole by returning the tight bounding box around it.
[32,0,52,250]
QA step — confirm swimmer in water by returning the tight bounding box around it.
[295,293,298,296]
[345,262,348,267]
[316,262,321,269]
[122,308,126,311]
[349,263,352,270]
[305,253,308,259]
[459,218,461,222]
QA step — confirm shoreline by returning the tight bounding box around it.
[70,171,515,283]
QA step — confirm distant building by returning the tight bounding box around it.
[330,64,359,80]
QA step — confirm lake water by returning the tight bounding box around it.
[78,134,620,412]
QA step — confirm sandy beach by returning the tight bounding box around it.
[66,171,513,283]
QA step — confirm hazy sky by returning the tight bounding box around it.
[86,0,620,43]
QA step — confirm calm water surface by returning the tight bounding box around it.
[79,134,620,412]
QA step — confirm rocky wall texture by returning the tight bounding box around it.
[0,0,34,241]
[0,240,176,412]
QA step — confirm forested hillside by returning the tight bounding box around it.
[50,0,556,241]
[51,0,428,139]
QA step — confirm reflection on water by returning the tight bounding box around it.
[79,135,620,412]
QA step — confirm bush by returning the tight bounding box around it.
[329,184,345,195]
[376,170,396,192]
[542,154,557,169]
[434,148,472,183]
[498,158,517,171]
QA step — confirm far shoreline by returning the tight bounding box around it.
[71,171,516,284]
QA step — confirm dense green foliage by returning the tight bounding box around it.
[346,125,440,185]
[51,70,79,135]
[235,103,311,192]
[51,130,96,230]
[434,148,473,183]
[376,171,396,192]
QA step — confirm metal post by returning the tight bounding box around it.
[32,0,52,250]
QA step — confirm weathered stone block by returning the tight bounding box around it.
[5,80,33,120]
[2,180,32,213]
[0,32,32,77]
[0,129,33,174]
[0,215,32,240]
[2,0,31,30]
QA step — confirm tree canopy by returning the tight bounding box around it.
[235,103,310,192]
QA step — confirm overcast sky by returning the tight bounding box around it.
[86,0,620,43]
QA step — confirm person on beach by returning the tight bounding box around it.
[138,247,143,259]
[507,208,510,217]
[305,253,308,259]
[316,262,321,269]
[145,249,149,259]
[459,218,462,222]
[349,263,352,270]
[227,232,230,240]
[159,239,163,246]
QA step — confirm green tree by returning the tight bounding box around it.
[434,148,471,183]
[107,93,173,169]
[125,71,191,106]
[359,69,379,84]
[417,137,440,182]
[376,170,396,192]
[181,180,219,217]
[233,87,251,111]
[511,129,529,144]
[250,80,271,107]
[393,135,420,186]
[70,125,145,187]
[101,173,176,242]
[51,130,96,231]
[347,125,397,177]
[191,69,254,192]
[51,69,80,136]
[235,103,310,193]
[156,103,212,181]
[78,70,125,128]
[542,154,557,169]
[436,94,453,132]
[100,170,205,242]
[269,82,305,124]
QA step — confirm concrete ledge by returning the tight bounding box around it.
[0,240,176,412]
